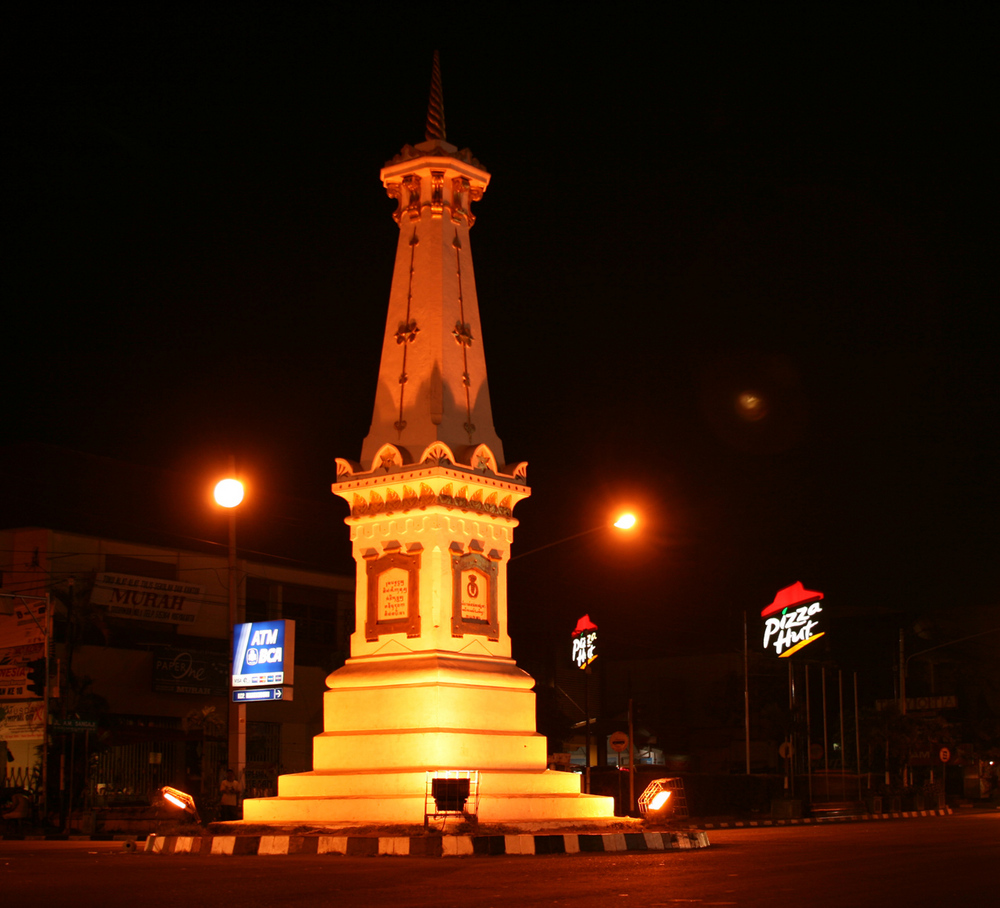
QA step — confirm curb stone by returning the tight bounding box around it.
[697,806,954,829]
[144,829,711,856]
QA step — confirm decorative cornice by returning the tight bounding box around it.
[385,144,484,169]
[346,480,517,521]
[333,446,530,523]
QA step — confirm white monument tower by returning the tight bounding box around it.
[244,55,614,826]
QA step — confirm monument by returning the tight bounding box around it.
[243,55,614,827]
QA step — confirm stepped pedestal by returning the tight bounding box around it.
[244,651,614,825]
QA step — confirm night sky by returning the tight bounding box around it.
[7,8,997,694]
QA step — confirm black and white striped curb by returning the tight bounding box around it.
[145,829,711,856]
[698,807,953,828]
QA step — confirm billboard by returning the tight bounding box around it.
[232,620,295,688]
[91,572,204,624]
[0,701,45,741]
[0,597,47,649]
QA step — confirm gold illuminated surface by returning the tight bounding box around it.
[242,66,615,829]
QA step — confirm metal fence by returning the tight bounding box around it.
[3,764,38,793]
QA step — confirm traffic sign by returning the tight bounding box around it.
[609,731,629,753]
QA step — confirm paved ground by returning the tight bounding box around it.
[2,811,997,907]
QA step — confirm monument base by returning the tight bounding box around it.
[243,768,613,826]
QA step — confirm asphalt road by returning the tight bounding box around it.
[2,813,997,907]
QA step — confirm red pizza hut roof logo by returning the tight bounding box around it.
[761,582,825,658]
[571,614,598,669]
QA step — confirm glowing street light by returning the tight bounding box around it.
[509,512,638,562]
[214,478,245,509]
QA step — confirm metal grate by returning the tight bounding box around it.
[638,776,689,819]
[424,770,480,827]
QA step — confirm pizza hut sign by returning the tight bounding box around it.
[761,582,826,658]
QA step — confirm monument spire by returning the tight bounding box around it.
[424,49,445,142]
[356,52,505,471]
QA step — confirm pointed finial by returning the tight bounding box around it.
[425,50,446,142]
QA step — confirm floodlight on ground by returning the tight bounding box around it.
[160,786,201,824]
[638,778,675,820]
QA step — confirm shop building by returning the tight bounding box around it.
[1,524,353,818]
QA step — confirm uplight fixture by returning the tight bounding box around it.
[160,786,201,824]
[638,778,680,821]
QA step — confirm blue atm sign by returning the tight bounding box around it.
[232,620,295,688]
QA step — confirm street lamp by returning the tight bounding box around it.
[509,511,638,797]
[214,472,245,782]
[509,512,638,562]
[214,478,245,509]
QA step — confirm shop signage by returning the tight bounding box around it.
[232,620,295,688]
[91,572,204,624]
[875,695,958,712]
[50,717,97,732]
[572,614,598,669]
[153,647,229,697]
[0,701,45,740]
[761,581,826,658]
[0,598,47,649]
[0,665,29,700]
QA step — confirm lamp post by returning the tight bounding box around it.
[214,473,245,780]
[510,512,638,795]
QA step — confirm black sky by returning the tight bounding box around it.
[6,7,997,689]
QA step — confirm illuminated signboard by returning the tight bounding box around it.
[761,582,825,658]
[571,614,598,670]
[232,619,295,688]
[233,686,292,702]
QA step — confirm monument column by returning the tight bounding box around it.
[242,55,614,826]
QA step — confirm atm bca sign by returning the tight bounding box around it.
[232,620,295,688]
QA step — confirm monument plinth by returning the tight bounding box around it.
[243,56,614,827]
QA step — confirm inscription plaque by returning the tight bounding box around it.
[451,552,499,640]
[365,551,420,641]
[377,568,410,621]
[460,569,489,622]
